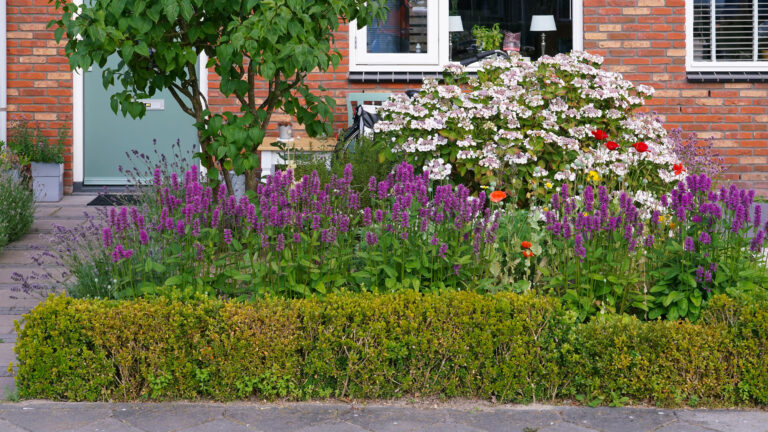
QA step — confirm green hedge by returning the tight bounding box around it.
[13,292,768,406]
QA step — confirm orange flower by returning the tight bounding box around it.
[523,250,534,258]
[521,241,533,249]
[489,190,507,203]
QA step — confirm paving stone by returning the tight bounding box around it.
[419,423,488,432]
[178,418,252,432]
[112,403,225,432]
[295,421,371,432]
[0,418,27,432]
[559,407,676,432]
[342,406,449,431]
[0,376,17,401]
[676,410,768,432]
[0,251,34,265]
[0,404,112,432]
[653,422,714,432]
[452,407,562,432]
[538,422,598,432]
[0,316,21,334]
[226,404,353,432]
[60,418,145,432]
[30,218,86,234]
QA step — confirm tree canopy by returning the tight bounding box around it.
[50,0,388,190]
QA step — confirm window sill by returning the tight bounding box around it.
[686,71,768,83]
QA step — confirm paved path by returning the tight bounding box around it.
[0,194,97,399]
[0,401,766,432]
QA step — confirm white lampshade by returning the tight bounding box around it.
[530,15,556,32]
[449,15,464,32]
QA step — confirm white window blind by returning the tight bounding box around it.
[691,0,768,65]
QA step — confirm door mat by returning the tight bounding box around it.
[86,194,141,206]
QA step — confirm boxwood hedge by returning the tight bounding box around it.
[12,291,768,406]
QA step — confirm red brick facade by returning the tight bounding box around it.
[5,2,768,193]
[583,0,768,190]
[5,0,73,192]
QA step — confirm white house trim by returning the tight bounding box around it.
[349,0,585,72]
[684,0,768,72]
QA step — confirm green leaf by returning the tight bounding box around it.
[162,0,180,22]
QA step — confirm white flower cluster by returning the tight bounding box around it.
[376,51,682,200]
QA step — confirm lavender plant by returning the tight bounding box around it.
[0,169,34,249]
[25,162,500,300]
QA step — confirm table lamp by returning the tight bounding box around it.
[449,15,464,61]
[530,15,556,57]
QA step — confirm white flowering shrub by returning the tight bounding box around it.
[375,51,683,206]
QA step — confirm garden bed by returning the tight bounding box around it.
[14,291,768,407]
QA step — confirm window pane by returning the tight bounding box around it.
[693,0,713,60]
[760,0,768,60]
[714,0,754,61]
[367,0,428,54]
[450,0,573,62]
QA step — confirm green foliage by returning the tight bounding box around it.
[5,121,65,164]
[49,0,388,189]
[471,23,503,51]
[0,170,34,249]
[293,136,401,207]
[14,291,768,406]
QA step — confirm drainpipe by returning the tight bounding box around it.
[1,0,7,145]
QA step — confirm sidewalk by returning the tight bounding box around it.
[0,401,766,432]
[0,195,97,398]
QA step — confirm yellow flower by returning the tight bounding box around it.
[587,170,601,182]
[583,212,589,217]
[658,215,666,223]
[480,185,489,189]
[545,182,553,189]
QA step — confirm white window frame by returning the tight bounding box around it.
[685,0,768,72]
[349,0,584,72]
[354,0,441,66]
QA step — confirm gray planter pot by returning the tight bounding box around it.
[278,124,293,140]
[31,162,63,202]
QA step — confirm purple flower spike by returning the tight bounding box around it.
[139,229,149,245]
[698,231,711,245]
[684,236,695,252]
[102,227,113,248]
[153,167,162,187]
[223,229,233,245]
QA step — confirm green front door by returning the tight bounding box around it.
[83,55,198,185]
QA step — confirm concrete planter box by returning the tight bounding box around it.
[31,162,63,202]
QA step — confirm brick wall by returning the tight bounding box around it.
[583,0,768,191]
[6,0,73,193]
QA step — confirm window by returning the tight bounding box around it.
[688,0,768,71]
[349,0,577,72]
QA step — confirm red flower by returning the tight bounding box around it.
[591,129,609,140]
[673,163,685,175]
[489,191,507,203]
[605,141,619,151]
[633,142,648,153]
[521,241,533,249]
[523,250,534,258]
